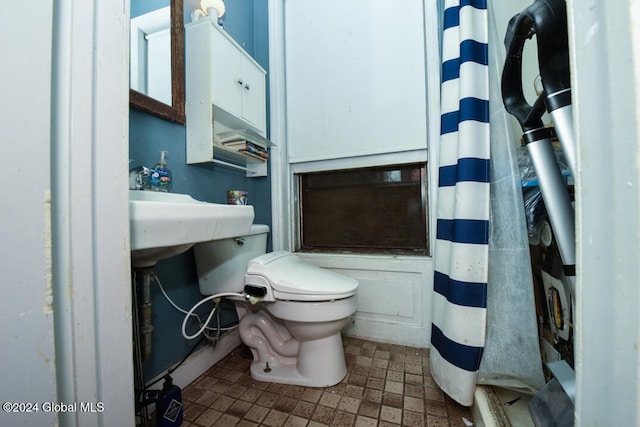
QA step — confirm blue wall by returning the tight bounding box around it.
[129,0,271,382]
[131,0,168,18]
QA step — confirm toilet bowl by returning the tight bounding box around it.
[193,225,359,387]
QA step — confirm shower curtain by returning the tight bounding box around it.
[430,0,490,406]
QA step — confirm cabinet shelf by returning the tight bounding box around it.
[212,143,268,176]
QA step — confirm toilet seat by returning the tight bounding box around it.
[245,251,358,302]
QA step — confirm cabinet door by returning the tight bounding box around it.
[210,26,242,118]
[240,56,266,132]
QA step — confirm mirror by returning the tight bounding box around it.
[129,0,185,124]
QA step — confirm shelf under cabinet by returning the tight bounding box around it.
[212,143,268,177]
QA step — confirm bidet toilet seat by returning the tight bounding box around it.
[264,298,357,323]
[245,251,359,302]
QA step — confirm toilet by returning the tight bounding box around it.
[193,224,359,387]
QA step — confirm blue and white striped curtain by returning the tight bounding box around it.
[430,0,490,406]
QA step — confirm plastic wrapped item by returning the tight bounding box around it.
[523,187,546,245]
[517,146,571,245]
[518,146,539,185]
[518,145,570,188]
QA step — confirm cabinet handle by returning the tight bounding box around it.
[244,83,250,90]
[237,78,244,85]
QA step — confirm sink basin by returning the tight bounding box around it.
[129,190,254,267]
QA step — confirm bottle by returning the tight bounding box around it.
[155,376,183,427]
[150,150,172,192]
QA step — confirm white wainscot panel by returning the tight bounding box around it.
[350,270,419,321]
[297,253,433,348]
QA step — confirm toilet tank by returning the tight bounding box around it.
[194,224,269,295]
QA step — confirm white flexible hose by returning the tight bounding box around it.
[154,273,196,317]
[181,292,245,340]
[153,273,243,340]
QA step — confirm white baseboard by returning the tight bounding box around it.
[146,330,242,390]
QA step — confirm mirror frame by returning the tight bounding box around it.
[129,0,186,125]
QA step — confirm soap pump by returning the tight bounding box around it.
[150,150,172,192]
[155,375,183,427]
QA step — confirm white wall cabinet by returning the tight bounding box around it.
[209,27,266,131]
[185,19,268,174]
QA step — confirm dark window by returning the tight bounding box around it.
[299,164,428,255]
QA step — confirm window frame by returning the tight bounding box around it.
[296,162,430,256]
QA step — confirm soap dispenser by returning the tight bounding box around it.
[150,150,172,192]
[155,375,183,427]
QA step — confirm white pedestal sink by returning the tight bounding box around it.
[129,190,254,267]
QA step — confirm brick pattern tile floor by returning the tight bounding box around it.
[179,336,473,427]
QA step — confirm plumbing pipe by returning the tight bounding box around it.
[136,267,155,360]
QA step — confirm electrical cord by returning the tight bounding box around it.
[145,335,206,389]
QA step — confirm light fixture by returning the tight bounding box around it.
[191,0,226,23]
[201,0,225,19]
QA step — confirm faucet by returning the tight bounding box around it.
[129,166,153,190]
